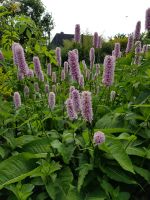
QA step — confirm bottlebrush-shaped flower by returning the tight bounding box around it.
[61,69,65,81]
[93,32,99,48]
[45,84,49,93]
[113,43,121,58]
[145,8,150,30]
[71,89,81,113]
[126,34,134,53]
[55,47,61,66]
[96,63,100,75]
[87,70,91,80]
[69,86,75,98]
[33,56,41,76]
[34,82,39,92]
[12,43,18,65]
[68,50,81,82]
[52,85,56,93]
[142,44,148,53]
[102,55,115,87]
[24,85,29,97]
[64,61,69,73]
[82,60,87,70]
[98,36,102,48]
[110,90,116,101]
[66,98,77,120]
[15,43,28,75]
[134,21,141,41]
[48,92,55,110]
[17,71,24,80]
[27,69,34,77]
[81,91,93,123]
[13,92,21,109]
[93,131,105,145]
[74,49,79,60]
[89,47,95,69]
[74,24,80,43]
[134,55,141,65]
[135,41,141,54]
[79,74,84,88]
[38,70,44,82]
[52,72,56,83]
[134,41,141,65]
[47,63,52,76]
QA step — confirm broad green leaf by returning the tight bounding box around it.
[45,179,57,200]
[105,139,134,173]
[49,167,74,200]
[51,140,75,164]
[77,163,93,192]
[134,165,150,183]
[6,183,34,200]
[0,153,44,189]
[100,179,114,198]
[14,135,39,148]
[58,167,73,194]
[117,133,136,141]
[100,165,137,184]
[95,113,125,129]
[85,190,106,200]
[36,160,61,176]
[117,192,130,200]
[95,128,132,134]
[23,137,51,153]
[126,147,146,157]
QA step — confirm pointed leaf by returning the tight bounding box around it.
[134,165,150,183]
[100,165,137,185]
[0,153,43,189]
[77,163,93,192]
[105,139,134,173]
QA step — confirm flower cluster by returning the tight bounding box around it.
[112,43,121,59]
[93,32,99,48]
[71,89,81,113]
[145,8,150,30]
[13,92,21,109]
[66,98,77,120]
[93,131,105,145]
[134,21,141,41]
[13,43,28,75]
[56,47,61,66]
[74,24,81,43]
[126,34,134,53]
[102,56,115,86]
[48,92,56,110]
[68,50,81,82]
[89,47,95,69]
[81,91,93,123]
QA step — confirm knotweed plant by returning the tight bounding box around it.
[13,92,21,109]
[74,24,81,43]
[1,7,150,200]
[102,55,115,87]
[65,98,77,120]
[81,91,93,123]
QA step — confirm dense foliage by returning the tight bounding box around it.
[0,4,150,200]
[0,0,54,47]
